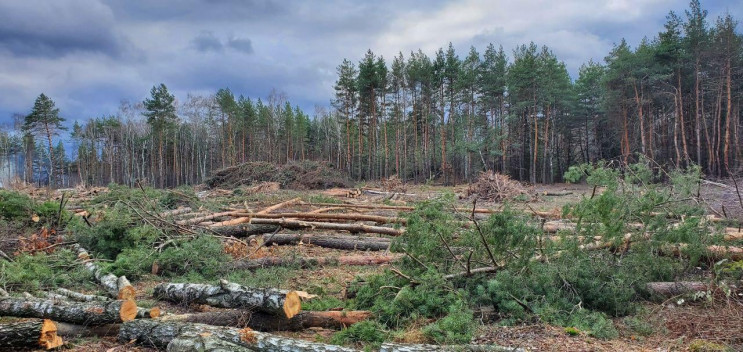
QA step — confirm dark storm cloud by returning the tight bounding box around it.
[1,0,742,130]
[227,37,254,54]
[0,0,128,58]
[191,31,224,52]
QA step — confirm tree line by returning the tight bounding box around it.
[0,0,740,188]
[327,0,742,183]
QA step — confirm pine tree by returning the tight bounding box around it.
[23,93,66,187]
[143,83,177,187]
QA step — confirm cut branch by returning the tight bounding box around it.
[176,211,235,225]
[54,288,109,302]
[257,197,303,215]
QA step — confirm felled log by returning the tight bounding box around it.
[660,243,743,262]
[75,245,136,300]
[0,297,137,325]
[542,221,577,233]
[56,322,120,337]
[153,280,301,319]
[380,343,521,351]
[166,331,253,352]
[0,319,64,350]
[262,233,391,251]
[541,191,573,196]
[320,188,361,198]
[212,198,304,227]
[176,211,235,225]
[257,197,303,214]
[210,224,280,237]
[159,207,193,218]
[249,218,403,236]
[303,202,559,218]
[442,266,500,280]
[363,189,417,197]
[137,306,162,319]
[231,255,401,270]
[159,309,372,331]
[228,212,408,225]
[119,319,359,351]
[646,282,710,297]
[725,227,743,241]
[54,288,109,302]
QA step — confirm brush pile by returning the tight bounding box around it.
[467,171,532,202]
[206,161,351,190]
[380,175,407,193]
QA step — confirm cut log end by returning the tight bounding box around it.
[119,300,138,322]
[118,286,136,301]
[282,291,301,319]
[39,319,64,350]
[148,307,161,319]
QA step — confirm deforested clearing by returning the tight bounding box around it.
[1,160,743,351]
[1,0,743,350]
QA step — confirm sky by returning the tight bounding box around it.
[0,0,741,130]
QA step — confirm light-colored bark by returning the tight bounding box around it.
[0,297,137,325]
[159,309,372,331]
[119,319,359,351]
[153,280,301,319]
[75,245,136,300]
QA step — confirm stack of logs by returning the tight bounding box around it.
[0,245,145,350]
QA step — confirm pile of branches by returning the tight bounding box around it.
[380,175,407,193]
[467,171,532,202]
[205,161,351,190]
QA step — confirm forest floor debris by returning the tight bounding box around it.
[2,168,743,351]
